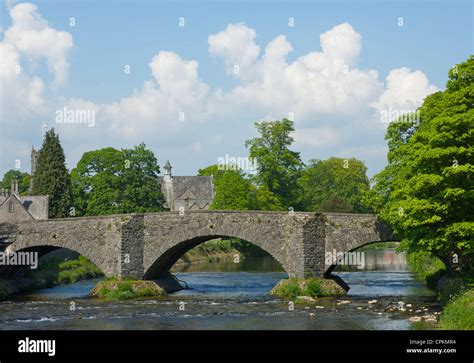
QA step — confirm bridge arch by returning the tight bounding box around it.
[4,240,108,278]
[141,212,303,279]
[143,234,288,279]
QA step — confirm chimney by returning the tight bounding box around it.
[11,180,19,197]
[163,160,172,182]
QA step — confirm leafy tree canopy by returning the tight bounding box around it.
[0,170,30,195]
[31,129,72,218]
[372,56,474,273]
[245,118,304,209]
[198,164,256,210]
[71,143,165,216]
[299,157,371,213]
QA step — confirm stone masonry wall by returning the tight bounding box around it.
[0,211,394,280]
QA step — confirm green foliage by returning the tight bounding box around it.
[372,56,474,273]
[71,143,165,216]
[255,185,285,211]
[0,170,30,195]
[406,250,446,289]
[198,165,256,210]
[31,129,72,218]
[245,119,304,209]
[304,278,322,297]
[438,289,474,330]
[94,280,163,300]
[276,279,302,299]
[26,255,103,286]
[318,194,353,213]
[299,157,371,213]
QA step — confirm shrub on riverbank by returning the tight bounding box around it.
[406,250,446,289]
[270,278,346,299]
[175,237,270,267]
[438,290,474,330]
[25,255,103,286]
[406,250,474,330]
[90,280,165,300]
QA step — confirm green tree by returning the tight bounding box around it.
[0,170,30,195]
[120,144,165,213]
[245,118,304,209]
[319,193,353,213]
[198,164,256,210]
[373,56,474,273]
[298,157,371,213]
[31,129,72,218]
[71,144,165,216]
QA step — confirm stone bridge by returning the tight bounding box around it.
[0,211,395,282]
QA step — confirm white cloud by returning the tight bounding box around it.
[99,51,210,139]
[208,23,260,78]
[293,127,340,148]
[209,22,381,123]
[0,6,440,179]
[373,67,438,123]
[4,3,73,87]
[0,40,46,123]
[320,22,362,65]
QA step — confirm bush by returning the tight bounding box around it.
[304,278,322,297]
[407,250,446,286]
[277,279,302,299]
[90,280,165,300]
[438,290,474,330]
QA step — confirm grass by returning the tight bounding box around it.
[21,255,103,289]
[438,290,474,330]
[92,280,164,300]
[270,277,345,299]
[406,250,474,330]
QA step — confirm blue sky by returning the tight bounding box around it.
[0,0,472,179]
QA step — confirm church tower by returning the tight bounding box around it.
[29,146,39,193]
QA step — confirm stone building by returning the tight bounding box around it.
[0,146,49,223]
[159,161,214,211]
[0,180,48,222]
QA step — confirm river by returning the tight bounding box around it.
[0,249,441,330]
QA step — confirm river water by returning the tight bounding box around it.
[0,249,440,330]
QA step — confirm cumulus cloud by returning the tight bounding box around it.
[209,22,382,124]
[373,67,438,122]
[292,127,340,148]
[208,23,260,77]
[98,51,210,139]
[0,5,439,178]
[4,3,73,87]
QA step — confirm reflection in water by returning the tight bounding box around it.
[336,249,408,272]
[0,249,440,330]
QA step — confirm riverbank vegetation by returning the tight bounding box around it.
[26,255,103,286]
[370,56,473,330]
[0,255,103,300]
[89,278,165,300]
[270,278,346,300]
[407,250,474,329]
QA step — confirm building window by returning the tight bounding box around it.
[8,202,15,213]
